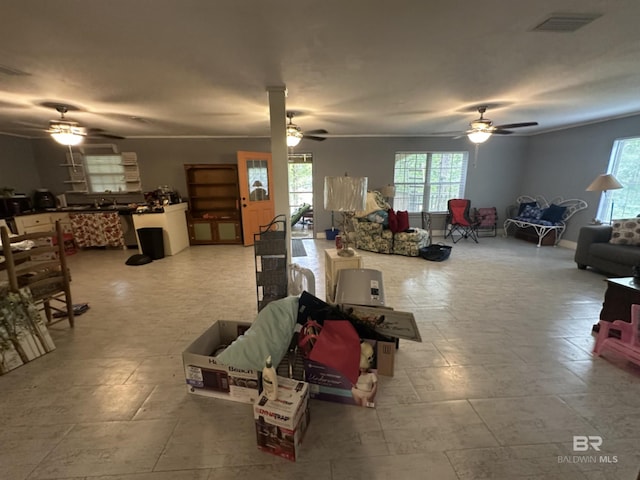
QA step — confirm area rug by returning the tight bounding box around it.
[292,239,307,257]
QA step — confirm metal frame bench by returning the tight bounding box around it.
[503,195,587,247]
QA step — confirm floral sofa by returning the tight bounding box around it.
[352,191,430,257]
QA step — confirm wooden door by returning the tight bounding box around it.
[237,151,275,246]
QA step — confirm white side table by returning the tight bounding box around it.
[324,248,363,303]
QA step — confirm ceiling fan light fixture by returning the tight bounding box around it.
[467,130,491,144]
[286,124,303,147]
[49,123,86,146]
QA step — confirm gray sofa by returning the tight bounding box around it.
[574,225,640,276]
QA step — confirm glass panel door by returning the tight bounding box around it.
[288,153,313,239]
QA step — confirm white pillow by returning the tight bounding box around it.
[610,218,640,246]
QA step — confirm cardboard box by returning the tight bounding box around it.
[183,320,261,404]
[304,337,389,408]
[254,376,310,462]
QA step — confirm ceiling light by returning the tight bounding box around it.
[286,124,303,147]
[467,130,491,144]
[49,123,86,146]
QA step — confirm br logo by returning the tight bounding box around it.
[573,435,602,452]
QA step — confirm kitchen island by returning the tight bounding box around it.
[132,203,189,256]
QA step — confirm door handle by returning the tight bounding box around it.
[243,204,247,208]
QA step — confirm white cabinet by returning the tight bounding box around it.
[14,213,53,235]
[50,212,72,234]
[324,248,364,303]
[14,212,71,235]
[132,203,190,256]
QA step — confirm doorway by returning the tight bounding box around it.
[288,153,313,239]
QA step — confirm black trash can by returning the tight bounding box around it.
[137,227,165,260]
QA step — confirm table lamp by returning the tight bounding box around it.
[324,174,368,257]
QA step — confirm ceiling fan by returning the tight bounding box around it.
[463,106,538,144]
[286,112,329,147]
[47,104,125,146]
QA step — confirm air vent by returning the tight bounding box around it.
[532,13,602,33]
[0,64,30,76]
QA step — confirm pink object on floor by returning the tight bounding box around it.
[593,303,640,367]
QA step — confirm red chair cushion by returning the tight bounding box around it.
[449,200,471,226]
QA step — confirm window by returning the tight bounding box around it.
[84,155,127,193]
[394,151,469,212]
[64,151,141,194]
[600,137,640,221]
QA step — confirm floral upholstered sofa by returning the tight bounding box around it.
[352,191,430,257]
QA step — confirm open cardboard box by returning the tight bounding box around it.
[183,320,261,404]
[286,292,422,408]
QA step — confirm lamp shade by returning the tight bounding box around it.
[381,184,396,198]
[586,173,623,192]
[467,130,491,144]
[286,125,303,147]
[50,123,86,146]
[324,176,368,212]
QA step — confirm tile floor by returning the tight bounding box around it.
[2,236,640,480]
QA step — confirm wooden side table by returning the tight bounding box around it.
[593,277,640,334]
[600,277,640,322]
[324,248,363,303]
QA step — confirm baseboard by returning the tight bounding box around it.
[558,239,577,250]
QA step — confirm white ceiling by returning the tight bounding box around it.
[1,1,640,142]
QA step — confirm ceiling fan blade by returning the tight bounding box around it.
[94,133,126,140]
[491,129,514,135]
[304,135,327,142]
[430,130,466,136]
[87,128,125,140]
[493,122,538,129]
[305,129,328,135]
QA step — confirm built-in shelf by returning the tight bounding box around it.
[185,163,242,245]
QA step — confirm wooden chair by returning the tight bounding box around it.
[1,220,74,327]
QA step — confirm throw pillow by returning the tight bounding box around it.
[397,210,410,232]
[518,201,537,216]
[388,209,398,233]
[540,203,567,223]
[519,204,543,220]
[366,210,389,226]
[610,218,640,246]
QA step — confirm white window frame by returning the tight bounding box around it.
[599,137,640,221]
[394,151,469,213]
[84,154,127,194]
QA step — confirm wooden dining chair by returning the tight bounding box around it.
[1,220,74,327]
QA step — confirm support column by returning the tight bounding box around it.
[267,86,291,264]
